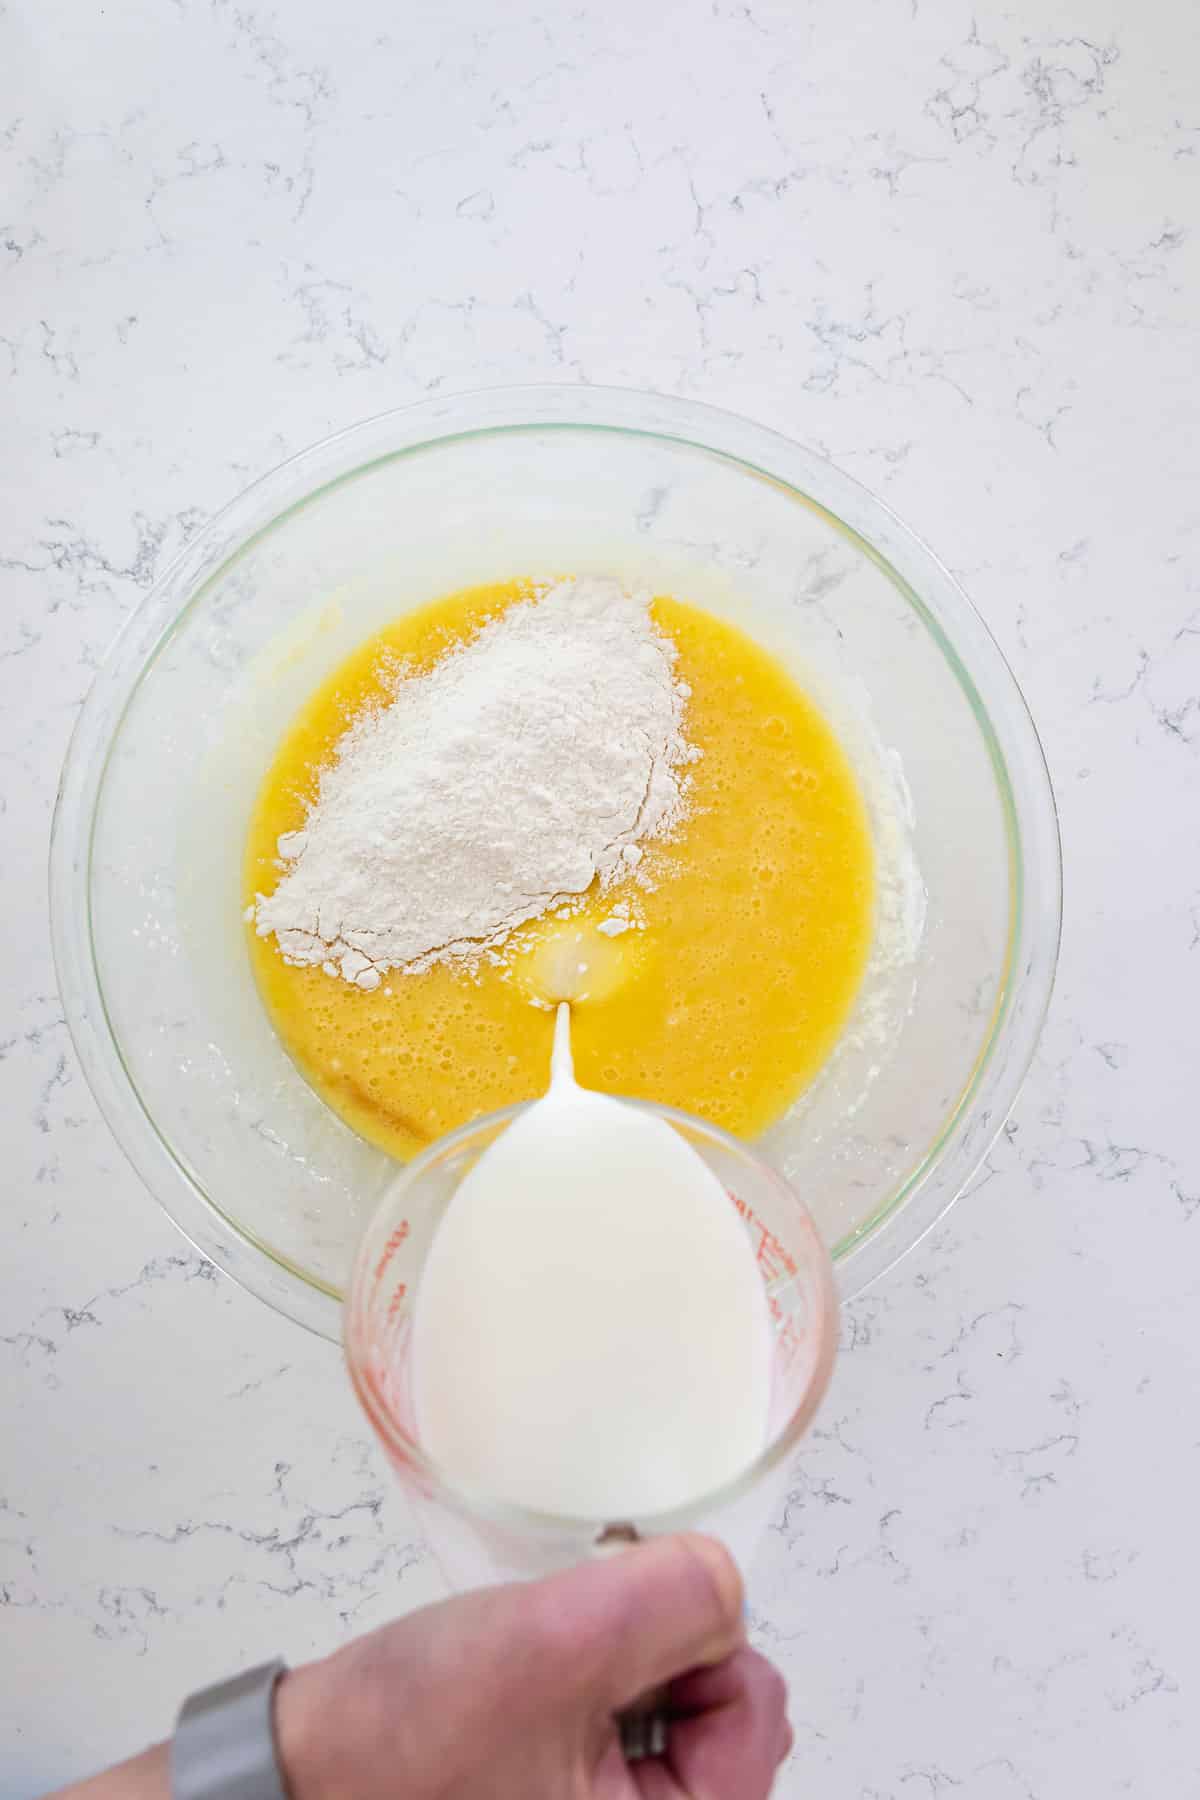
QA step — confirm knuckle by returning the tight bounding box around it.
[745,1648,787,1716]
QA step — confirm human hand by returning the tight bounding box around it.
[276,1533,791,1799]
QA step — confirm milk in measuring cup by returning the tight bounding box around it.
[410,1009,773,1519]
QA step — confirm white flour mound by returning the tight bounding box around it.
[253,577,698,988]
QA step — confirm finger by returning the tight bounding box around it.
[630,1756,686,1800]
[663,1646,788,1800]
[668,1649,793,1765]
[626,1723,788,1800]
[525,1533,744,1711]
[667,1654,747,1715]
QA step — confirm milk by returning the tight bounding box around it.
[410,1009,773,1519]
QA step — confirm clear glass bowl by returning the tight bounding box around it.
[50,384,1061,1341]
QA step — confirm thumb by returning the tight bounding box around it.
[532,1533,745,1711]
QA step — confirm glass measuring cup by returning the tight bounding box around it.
[345,1096,837,1590]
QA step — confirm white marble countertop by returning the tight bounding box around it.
[4,0,1198,1791]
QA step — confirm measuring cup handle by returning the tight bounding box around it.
[619,1698,671,1761]
[591,1525,672,1763]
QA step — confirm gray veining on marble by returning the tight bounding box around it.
[3,0,1198,1792]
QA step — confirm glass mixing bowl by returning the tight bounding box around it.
[50,385,1061,1340]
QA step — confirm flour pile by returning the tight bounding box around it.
[253,578,698,987]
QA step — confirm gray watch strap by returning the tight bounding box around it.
[171,1659,289,1800]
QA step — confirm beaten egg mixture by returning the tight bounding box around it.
[245,581,874,1158]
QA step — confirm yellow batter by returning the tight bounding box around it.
[245,581,874,1158]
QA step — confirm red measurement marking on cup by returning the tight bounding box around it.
[374,1220,410,1283]
[769,1295,801,1358]
[729,1192,798,1281]
[730,1191,803,1359]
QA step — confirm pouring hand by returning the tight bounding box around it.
[277,1532,791,1800]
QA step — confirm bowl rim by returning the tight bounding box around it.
[49,381,1063,1340]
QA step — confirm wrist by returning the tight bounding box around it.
[54,1743,170,1800]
